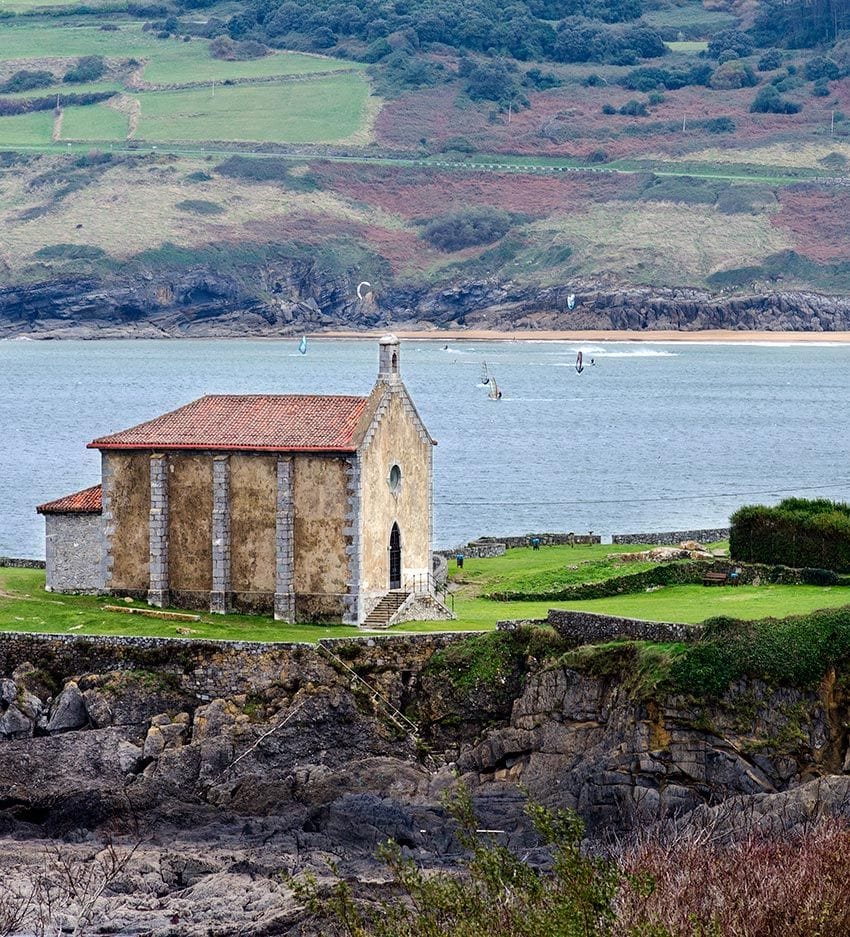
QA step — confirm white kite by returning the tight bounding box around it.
[356,281,372,300]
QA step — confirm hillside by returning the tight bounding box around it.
[0,0,848,334]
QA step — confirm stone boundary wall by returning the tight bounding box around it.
[0,557,45,569]
[0,630,466,701]
[546,610,703,645]
[612,528,730,546]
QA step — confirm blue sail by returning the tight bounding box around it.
[298,336,308,355]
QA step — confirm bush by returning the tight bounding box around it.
[523,67,562,90]
[813,80,831,97]
[0,69,55,93]
[209,35,268,59]
[717,48,739,64]
[730,499,850,571]
[648,90,664,105]
[619,63,712,91]
[710,60,757,90]
[422,207,514,251]
[800,567,839,586]
[439,136,476,154]
[186,170,213,181]
[805,56,840,82]
[175,199,225,214]
[701,116,736,133]
[750,85,801,114]
[601,102,617,114]
[708,29,753,59]
[63,55,106,83]
[215,155,318,190]
[758,49,782,71]
[619,98,648,116]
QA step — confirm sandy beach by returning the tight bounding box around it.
[317,329,850,344]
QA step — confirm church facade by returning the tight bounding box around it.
[37,336,445,626]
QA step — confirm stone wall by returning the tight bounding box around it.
[546,609,703,645]
[0,557,45,569]
[0,630,466,703]
[476,532,602,549]
[43,514,103,593]
[612,528,730,545]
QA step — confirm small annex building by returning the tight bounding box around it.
[37,336,450,627]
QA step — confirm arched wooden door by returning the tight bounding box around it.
[389,523,401,590]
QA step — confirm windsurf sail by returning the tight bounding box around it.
[575,350,584,374]
[480,361,490,385]
[567,293,576,310]
[488,376,502,400]
[298,336,307,355]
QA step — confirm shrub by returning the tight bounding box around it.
[813,80,831,97]
[440,136,476,154]
[750,85,801,114]
[805,56,840,82]
[730,499,850,571]
[175,199,224,214]
[800,567,839,586]
[708,29,753,59]
[648,90,664,105]
[601,102,617,114]
[583,72,605,86]
[63,55,106,83]
[422,207,514,251]
[0,69,55,93]
[717,48,739,64]
[619,63,712,91]
[701,116,736,133]
[523,67,562,90]
[758,49,783,71]
[215,155,318,190]
[619,98,648,116]
[209,35,268,59]
[710,60,757,90]
[186,170,213,181]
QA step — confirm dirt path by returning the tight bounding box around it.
[106,93,141,139]
[51,107,63,142]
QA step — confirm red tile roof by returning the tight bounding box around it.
[37,484,102,515]
[87,394,372,453]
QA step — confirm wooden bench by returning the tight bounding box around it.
[703,571,729,586]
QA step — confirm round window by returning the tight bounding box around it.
[388,464,402,493]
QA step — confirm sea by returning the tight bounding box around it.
[2,336,850,559]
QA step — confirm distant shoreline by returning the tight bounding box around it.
[317,329,850,344]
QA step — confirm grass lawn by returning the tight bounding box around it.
[0,567,369,643]
[60,103,128,141]
[0,109,54,145]
[4,545,850,643]
[664,40,709,53]
[136,76,371,143]
[0,23,359,84]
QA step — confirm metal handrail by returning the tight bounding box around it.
[403,571,452,610]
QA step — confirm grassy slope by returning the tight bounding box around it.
[5,545,850,641]
[0,1,847,294]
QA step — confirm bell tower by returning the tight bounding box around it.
[377,334,401,384]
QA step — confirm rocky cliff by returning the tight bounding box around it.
[1,629,849,933]
[2,264,850,338]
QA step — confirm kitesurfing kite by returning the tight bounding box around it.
[567,293,576,310]
[356,281,372,300]
[298,335,308,355]
[575,350,584,374]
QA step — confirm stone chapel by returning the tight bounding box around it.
[37,336,450,627]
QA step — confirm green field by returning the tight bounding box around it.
[664,40,709,53]
[0,109,54,145]
[61,102,127,140]
[4,544,850,642]
[0,22,361,84]
[136,77,370,143]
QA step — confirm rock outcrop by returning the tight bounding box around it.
[1,265,849,338]
[1,630,848,932]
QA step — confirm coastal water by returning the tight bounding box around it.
[2,337,849,558]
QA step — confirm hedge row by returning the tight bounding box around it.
[488,560,844,602]
[670,604,850,697]
[730,499,850,573]
[0,91,116,117]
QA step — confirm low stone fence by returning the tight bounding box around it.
[0,630,467,701]
[612,528,730,546]
[477,532,601,549]
[547,610,702,645]
[0,557,45,569]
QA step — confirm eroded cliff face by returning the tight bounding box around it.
[1,631,849,933]
[2,264,850,338]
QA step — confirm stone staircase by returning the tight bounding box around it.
[363,590,410,628]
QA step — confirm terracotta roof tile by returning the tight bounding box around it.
[87,394,371,453]
[37,484,102,515]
